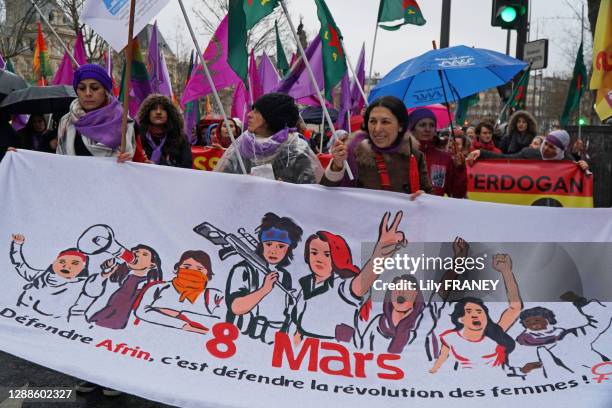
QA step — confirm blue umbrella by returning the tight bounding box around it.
[369,45,528,108]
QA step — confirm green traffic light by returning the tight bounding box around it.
[500,6,517,22]
[578,118,586,125]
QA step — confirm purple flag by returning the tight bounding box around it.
[147,22,173,99]
[11,114,28,131]
[52,31,88,86]
[350,44,366,115]
[337,73,351,131]
[297,95,332,108]
[183,51,199,144]
[259,52,280,94]
[231,81,249,126]
[0,52,5,70]
[52,52,74,85]
[248,50,263,104]
[274,36,324,100]
[181,15,241,107]
[74,31,87,66]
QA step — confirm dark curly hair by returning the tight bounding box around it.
[137,94,187,162]
[519,307,557,327]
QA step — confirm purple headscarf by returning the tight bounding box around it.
[74,97,124,149]
[378,280,426,354]
[237,127,295,159]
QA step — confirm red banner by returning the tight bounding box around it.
[192,147,225,171]
[466,159,593,207]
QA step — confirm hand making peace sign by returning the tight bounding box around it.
[374,211,408,258]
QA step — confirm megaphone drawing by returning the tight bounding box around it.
[77,224,135,264]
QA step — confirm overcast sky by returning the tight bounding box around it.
[156,0,589,79]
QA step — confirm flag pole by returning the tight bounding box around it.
[495,64,531,128]
[342,40,368,107]
[279,0,353,179]
[107,43,112,76]
[177,0,246,175]
[120,0,136,153]
[578,4,584,140]
[29,0,80,67]
[367,25,379,95]
[346,110,351,133]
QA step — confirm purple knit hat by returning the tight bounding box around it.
[73,64,113,93]
[408,108,437,130]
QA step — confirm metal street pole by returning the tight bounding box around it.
[440,0,451,48]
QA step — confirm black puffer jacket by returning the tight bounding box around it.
[499,110,538,154]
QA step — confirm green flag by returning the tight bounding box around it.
[245,0,279,30]
[378,0,426,31]
[455,93,480,126]
[509,68,530,111]
[228,0,249,84]
[5,58,15,73]
[275,20,289,76]
[560,41,587,127]
[314,0,347,101]
[229,0,279,85]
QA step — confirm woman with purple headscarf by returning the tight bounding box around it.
[56,64,137,159]
[360,275,426,354]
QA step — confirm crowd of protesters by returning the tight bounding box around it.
[0,62,596,397]
[3,63,592,199]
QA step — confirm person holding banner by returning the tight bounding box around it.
[322,96,431,195]
[137,94,192,168]
[467,130,590,172]
[56,64,138,160]
[500,110,538,154]
[214,93,323,183]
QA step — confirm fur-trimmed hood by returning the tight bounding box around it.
[352,131,420,167]
[507,110,537,136]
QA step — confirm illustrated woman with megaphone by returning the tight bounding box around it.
[68,225,163,329]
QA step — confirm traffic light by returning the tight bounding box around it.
[491,0,528,30]
[578,117,587,126]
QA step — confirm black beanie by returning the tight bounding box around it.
[252,93,299,133]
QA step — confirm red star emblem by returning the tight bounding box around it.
[326,24,343,59]
[403,0,419,9]
[576,74,582,91]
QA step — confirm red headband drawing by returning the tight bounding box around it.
[57,250,88,263]
[317,231,359,276]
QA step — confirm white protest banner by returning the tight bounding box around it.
[1,150,611,408]
[80,0,170,51]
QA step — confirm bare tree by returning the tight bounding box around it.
[0,1,50,59]
[54,0,104,60]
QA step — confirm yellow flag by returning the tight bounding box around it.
[590,0,612,121]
